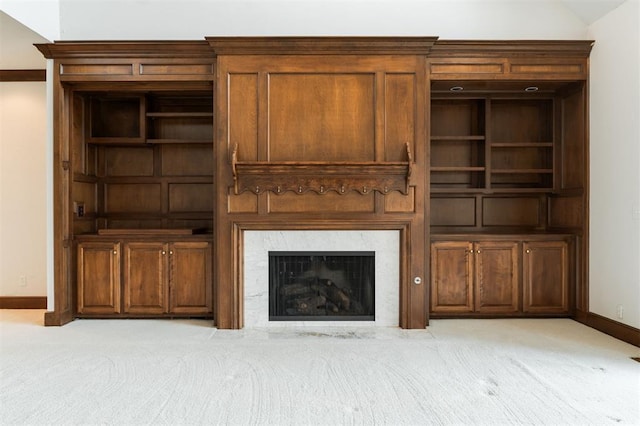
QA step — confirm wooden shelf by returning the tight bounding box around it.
[232,143,413,195]
[432,167,485,172]
[431,135,485,141]
[146,138,212,144]
[491,142,553,147]
[147,112,212,118]
[491,169,553,174]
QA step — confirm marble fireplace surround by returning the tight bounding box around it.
[243,230,400,327]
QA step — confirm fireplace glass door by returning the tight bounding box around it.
[269,251,375,321]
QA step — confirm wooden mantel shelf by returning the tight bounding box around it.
[232,143,413,196]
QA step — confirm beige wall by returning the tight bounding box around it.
[0,81,48,297]
[588,0,640,328]
[2,1,638,328]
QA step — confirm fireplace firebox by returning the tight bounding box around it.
[269,251,375,321]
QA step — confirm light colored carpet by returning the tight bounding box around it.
[1,310,638,426]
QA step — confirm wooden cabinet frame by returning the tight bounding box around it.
[37,38,591,330]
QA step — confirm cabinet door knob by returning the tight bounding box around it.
[169,251,173,255]
[526,249,531,254]
[113,250,117,255]
[469,249,474,254]
[162,251,166,255]
[476,249,481,253]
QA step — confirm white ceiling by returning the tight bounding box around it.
[559,0,626,24]
[0,1,630,69]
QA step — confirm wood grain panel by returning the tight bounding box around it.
[267,192,375,213]
[73,182,97,215]
[169,183,213,212]
[561,88,586,189]
[105,184,161,213]
[268,73,375,161]
[228,191,258,213]
[430,241,474,312]
[549,196,583,228]
[61,64,133,76]
[229,73,259,161]
[431,198,475,226]
[105,146,154,176]
[483,197,540,227]
[474,241,518,312]
[161,144,213,176]
[77,242,120,314]
[431,100,484,137]
[123,242,167,314]
[523,240,569,313]
[169,242,212,314]
[140,64,213,75]
[385,74,415,161]
[510,63,583,75]
[384,188,415,213]
[430,63,504,75]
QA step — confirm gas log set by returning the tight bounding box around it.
[269,252,375,321]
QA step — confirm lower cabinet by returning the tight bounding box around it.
[430,236,570,316]
[522,240,569,314]
[77,238,212,317]
[77,241,121,314]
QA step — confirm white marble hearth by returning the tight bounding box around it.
[243,230,400,327]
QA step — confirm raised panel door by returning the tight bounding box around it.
[430,241,474,313]
[77,242,121,314]
[523,240,569,313]
[169,242,212,314]
[474,241,519,313]
[123,242,168,314]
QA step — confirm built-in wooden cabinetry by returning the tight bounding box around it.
[428,41,590,319]
[37,38,592,328]
[431,236,571,316]
[77,236,212,317]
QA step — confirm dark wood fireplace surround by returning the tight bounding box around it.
[37,37,595,331]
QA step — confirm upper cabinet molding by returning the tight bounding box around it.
[35,41,213,59]
[206,36,438,55]
[430,40,594,58]
[429,40,594,81]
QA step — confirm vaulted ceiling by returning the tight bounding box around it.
[559,0,626,24]
[0,1,630,69]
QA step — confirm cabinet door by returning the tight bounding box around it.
[523,240,569,313]
[474,241,519,313]
[169,242,212,314]
[77,242,121,314]
[123,242,168,314]
[430,241,474,313]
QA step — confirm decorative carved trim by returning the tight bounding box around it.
[232,143,413,196]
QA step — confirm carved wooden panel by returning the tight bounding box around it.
[268,73,375,161]
[229,73,259,161]
[161,144,213,176]
[549,196,583,228]
[482,197,541,227]
[105,183,162,213]
[105,146,154,176]
[169,183,213,212]
[431,197,476,227]
[268,192,375,213]
[474,241,519,313]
